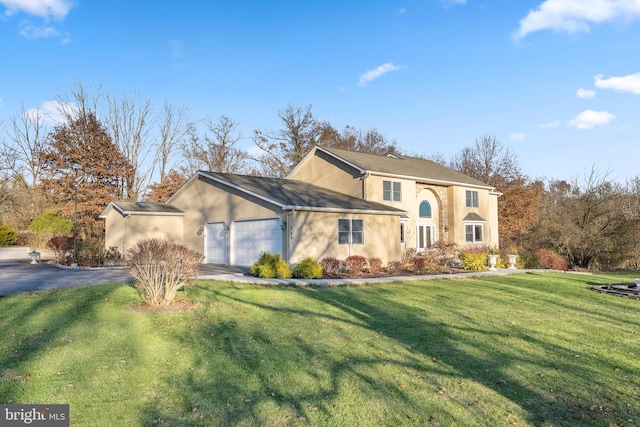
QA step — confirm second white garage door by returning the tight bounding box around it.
[230,218,283,266]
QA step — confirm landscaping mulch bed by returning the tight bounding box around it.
[321,267,468,280]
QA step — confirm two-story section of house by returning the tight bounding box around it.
[288,146,501,254]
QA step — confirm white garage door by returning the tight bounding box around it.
[205,222,226,264]
[231,218,282,266]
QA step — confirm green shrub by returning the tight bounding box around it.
[250,252,292,279]
[459,247,487,272]
[28,212,73,250]
[0,224,17,246]
[292,257,323,279]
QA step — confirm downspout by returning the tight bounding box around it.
[124,213,131,255]
[285,209,294,263]
[362,172,370,200]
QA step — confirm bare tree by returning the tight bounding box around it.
[156,99,191,183]
[105,90,155,200]
[318,123,399,156]
[253,104,320,177]
[1,103,48,187]
[533,167,634,270]
[182,116,248,175]
[450,134,520,184]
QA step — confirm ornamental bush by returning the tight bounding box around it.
[292,257,323,279]
[47,235,74,264]
[250,252,292,279]
[28,212,73,250]
[0,224,17,246]
[343,255,367,275]
[128,238,204,306]
[320,257,340,274]
[368,257,383,275]
[459,245,487,272]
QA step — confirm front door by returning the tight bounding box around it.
[417,224,436,252]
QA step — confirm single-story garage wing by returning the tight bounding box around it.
[102,171,407,266]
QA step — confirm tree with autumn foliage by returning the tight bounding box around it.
[449,134,542,248]
[145,169,187,202]
[40,111,133,239]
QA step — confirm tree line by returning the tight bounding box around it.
[1,81,639,271]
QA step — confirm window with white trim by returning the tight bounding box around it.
[465,190,479,208]
[383,180,402,202]
[338,219,364,245]
[400,222,406,245]
[465,224,483,243]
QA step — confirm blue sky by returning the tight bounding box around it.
[1,0,639,183]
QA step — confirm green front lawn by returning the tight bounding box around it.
[1,272,639,426]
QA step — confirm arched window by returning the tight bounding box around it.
[419,201,432,218]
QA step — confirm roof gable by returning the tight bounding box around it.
[313,146,493,189]
[194,171,406,215]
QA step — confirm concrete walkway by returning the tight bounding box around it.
[199,268,540,287]
[0,260,543,297]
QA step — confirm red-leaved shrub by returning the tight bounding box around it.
[343,255,367,275]
[47,235,74,264]
[536,249,568,271]
[320,257,341,274]
[368,257,383,275]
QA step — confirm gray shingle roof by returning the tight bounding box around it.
[463,213,486,222]
[199,171,406,215]
[108,201,185,215]
[319,147,492,188]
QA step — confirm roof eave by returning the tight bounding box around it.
[365,170,494,190]
[285,206,407,216]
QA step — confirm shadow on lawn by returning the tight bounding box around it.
[0,285,125,403]
[141,279,610,426]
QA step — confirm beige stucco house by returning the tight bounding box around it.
[289,147,500,253]
[101,146,500,266]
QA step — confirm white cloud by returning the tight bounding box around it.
[398,8,406,14]
[539,120,560,129]
[358,63,403,86]
[514,0,640,40]
[0,97,3,107]
[0,0,73,20]
[19,21,58,39]
[509,132,526,142]
[576,88,596,99]
[594,73,640,94]
[567,109,615,129]
[25,100,74,125]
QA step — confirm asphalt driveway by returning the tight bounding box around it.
[0,262,134,296]
[0,262,251,296]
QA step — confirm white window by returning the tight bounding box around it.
[338,219,364,245]
[466,190,479,208]
[465,224,483,243]
[383,180,402,202]
[417,224,436,251]
[400,221,406,245]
